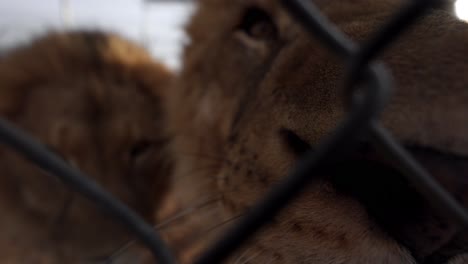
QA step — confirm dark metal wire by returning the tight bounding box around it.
[344,0,468,227]
[0,119,176,264]
[194,0,394,261]
[346,0,442,94]
[0,0,466,263]
[280,0,356,58]
[195,0,468,263]
[370,123,468,226]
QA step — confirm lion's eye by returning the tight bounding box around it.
[237,7,278,41]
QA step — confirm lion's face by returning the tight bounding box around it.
[166,0,468,263]
[0,32,172,263]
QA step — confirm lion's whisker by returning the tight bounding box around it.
[182,165,225,176]
[194,213,245,243]
[234,247,254,264]
[100,196,222,263]
[174,151,232,165]
[240,251,262,264]
[157,196,222,229]
[171,212,246,259]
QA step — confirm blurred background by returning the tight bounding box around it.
[0,0,195,70]
[0,0,466,71]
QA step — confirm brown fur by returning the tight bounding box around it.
[0,31,172,263]
[164,0,468,263]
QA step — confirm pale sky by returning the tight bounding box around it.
[0,0,466,69]
[0,0,195,70]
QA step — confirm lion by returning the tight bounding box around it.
[163,0,468,263]
[0,31,172,263]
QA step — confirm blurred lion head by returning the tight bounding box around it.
[0,31,172,263]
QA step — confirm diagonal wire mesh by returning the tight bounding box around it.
[195,0,468,263]
[0,0,466,264]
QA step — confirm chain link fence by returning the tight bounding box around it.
[0,0,466,263]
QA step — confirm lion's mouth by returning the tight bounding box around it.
[330,142,468,263]
[280,128,468,262]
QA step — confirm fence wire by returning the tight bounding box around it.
[0,0,466,264]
